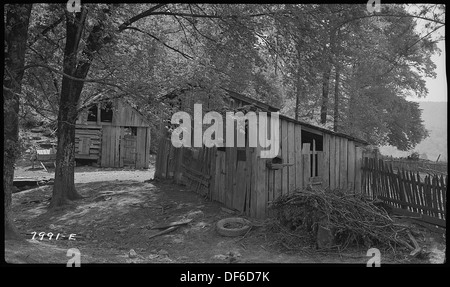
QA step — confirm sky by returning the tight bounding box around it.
[406,7,447,103]
[407,39,447,103]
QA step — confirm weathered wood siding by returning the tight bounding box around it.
[76,99,151,168]
[112,100,149,127]
[155,116,365,218]
[100,126,151,168]
[75,126,101,161]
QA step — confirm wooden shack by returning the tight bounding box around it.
[155,89,369,218]
[75,98,151,169]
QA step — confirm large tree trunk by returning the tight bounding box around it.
[321,27,339,125]
[320,67,331,124]
[50,8,110,208]
[50,10,88,208]
[295,69,302,121]
[50,77,85,207]
[4,4,33,240]
[295,44,303,121]
[333,67,341,132]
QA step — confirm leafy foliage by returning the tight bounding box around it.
[18,3,444,151]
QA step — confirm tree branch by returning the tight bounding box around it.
[119,5,285,32]
[21,63,126,91]
[118,3,168,31]
[28,14,65,47]
[333,12,445,34]
[122,26,193,59]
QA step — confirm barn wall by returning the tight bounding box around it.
[112,100,149,127]
[75,125,102,161]
[100,126,151,169]
[76,99,151,168]
[154,114,366,219]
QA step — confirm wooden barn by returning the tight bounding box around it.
[155,89,369,218]
[75,98,151,169]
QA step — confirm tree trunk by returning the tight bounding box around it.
[4,4,33,240]
[295,44,302,121]
[50,78,84,207]
[320,26,339,125]
[333,67,341,132]
[295,72,302,121]
[50,10,88,208]
[50,8,110,208]
[320,67,331,124]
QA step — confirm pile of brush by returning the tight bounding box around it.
[271,187,419,252]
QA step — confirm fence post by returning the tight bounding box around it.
[396,168,407,209]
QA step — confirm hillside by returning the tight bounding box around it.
[379,101,447,162]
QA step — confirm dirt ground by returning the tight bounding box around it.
[6,135,446,265]
[5,161,446,265]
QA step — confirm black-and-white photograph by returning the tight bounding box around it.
[3,1,446,270]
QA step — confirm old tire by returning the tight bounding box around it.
[216,217,251,237]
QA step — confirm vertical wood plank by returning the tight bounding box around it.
[233,159,243,211]
[213,151,220,201]
[108,126,115,167]
[409,171,419,213]
[281,119,288,195]
[302,143,311,188]
[406,169,415,212]
[425,175,434,216]
[220,151,226,204]
[160,139,168,178]
[440,175,446,218]
[267,169,274,217]
[317,152,324,178]
[294,125,302,190]
[257,120,267,218]
[347,141,355,191]
[355,147,362,193]
[274,119,283,202]
[226,147,233,208]
[114,128,120,168]
[287,122,295,194]
[312,139,316,178]
[119,128,124,167]
[251,146,258,218]
[340,138,348,190]
[145,127,151,169]
[154,137,163,178]
[96,103,101,125]
[208,148,215,200]
[322,134,330,189]
[138,127,146,169]
[335,137,340,189]
[329,135,336,190]
[431,176,438,217]
[231,147,237,208]
[101,126,109,167]
[396,168,407,209]
[245,147,252,216]
[401,168,411,211]
[416,173,425,213]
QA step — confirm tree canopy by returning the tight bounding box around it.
[5,3,444,212]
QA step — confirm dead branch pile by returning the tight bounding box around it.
[271,188,415,251]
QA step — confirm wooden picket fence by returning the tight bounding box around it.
[362,157,447,228]
[382,158,448,176]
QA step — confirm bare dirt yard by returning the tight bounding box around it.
[5,155,446,265]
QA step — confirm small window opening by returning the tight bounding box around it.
[87,104,98,122]
[301,130,324,177]
[124,127,137,136]
[100,101,113,122]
